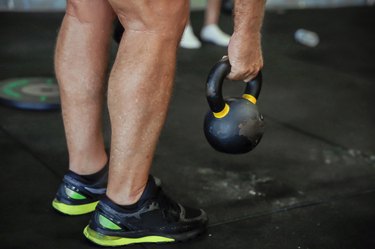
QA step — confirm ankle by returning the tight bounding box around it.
[201,24,230,46]
[203,23,216,29]
[106,186,145,206]
[69,152,108,175]
[180,24,201,49]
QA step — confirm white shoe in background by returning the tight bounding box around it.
[180,24,202,49]
[201,24,231,47]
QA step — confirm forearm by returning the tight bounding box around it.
[227,0,265,81]
[233,0,265,34]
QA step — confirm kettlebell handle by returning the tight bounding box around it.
[206,57,262,114]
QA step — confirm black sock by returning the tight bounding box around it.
[118,201,140,211]
[113,176,157,211]
[71,163,108,182]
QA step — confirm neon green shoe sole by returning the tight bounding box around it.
[52,199,99,216]
[83,226,175,247]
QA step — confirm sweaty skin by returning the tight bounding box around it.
[55,0,264,206]
[105,0,189,204]
[55,0,115,175]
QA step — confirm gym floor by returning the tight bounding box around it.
[0,6,375,249]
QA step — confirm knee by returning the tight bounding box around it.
[117,0,189,40]
[65,0,88,19]
[152,1,189,35]
[66,0,115,23]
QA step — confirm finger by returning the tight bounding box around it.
[243,74,256,82]
[228,71,251,81]
[243,67,262,82]
[227,71,242,81]
[243,70,258,82]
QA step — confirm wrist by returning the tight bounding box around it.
[233,28,261,38]
[232,30,261,42]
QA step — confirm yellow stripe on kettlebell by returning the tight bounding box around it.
[213,103,230,119]
[242,94,257,104]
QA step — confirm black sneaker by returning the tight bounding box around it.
[83,177,208,246]
[52,169,107,215]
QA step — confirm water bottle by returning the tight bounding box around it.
[294,29,319,47]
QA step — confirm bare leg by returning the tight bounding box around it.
[204,0,221,26]
[106,0,189,205]
[180,17,202,49]
[55,0,115,175]
[201,0,230,46]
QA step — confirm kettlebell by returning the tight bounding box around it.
[203,57,265,154]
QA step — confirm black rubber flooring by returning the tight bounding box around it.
[0,7,374,249]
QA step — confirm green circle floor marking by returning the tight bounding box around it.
[0,77,60,111]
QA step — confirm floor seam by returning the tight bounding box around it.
[266,115,375,167]
[209,188,375,228]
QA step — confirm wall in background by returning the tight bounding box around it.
[0,0,65,10]
[0,0,372,11]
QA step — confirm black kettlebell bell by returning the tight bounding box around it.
[203,57,265,154]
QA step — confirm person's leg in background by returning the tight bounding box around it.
[52,0,116,215]
[180,0,231,49]
[180,16,202,49]
[83,0,208,246]
[201,0,231,46]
